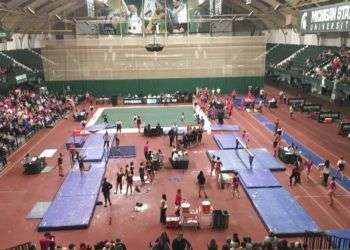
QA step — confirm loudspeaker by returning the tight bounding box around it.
[111,96,118,106]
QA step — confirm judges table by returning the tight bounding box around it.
[144,126,163,137]
[170,158,189,169]
[23,157,46,175]
[278,147,298,164]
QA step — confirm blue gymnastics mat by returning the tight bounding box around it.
[38,195,97,231]
[250,148,285,171]
[207,150,246,173]
[80,134,114,162]
[80,148,105,162]
[213,134,245,149]
[211,124,240,131]
[254,114,272,124]
[109,146,136,158]
[239,168,281,188]
[57,167,105,197]
[246,187,320,237]
[207,149,279,172]
[253,114,350,191]
[65,136,86,149]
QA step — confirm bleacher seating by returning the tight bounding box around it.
[266,44,302,66]
[3,49,43,72]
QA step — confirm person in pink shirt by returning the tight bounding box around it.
[329,177,336,206]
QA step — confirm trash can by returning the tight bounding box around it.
[222,210,229,229]
[212,210,222,229]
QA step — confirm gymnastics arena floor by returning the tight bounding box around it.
[0,88,350,249]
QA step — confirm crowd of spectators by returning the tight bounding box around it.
[0,85,74,168]
[26,231,308,250]
[303,47,350,83]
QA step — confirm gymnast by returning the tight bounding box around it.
[77,154,90,174]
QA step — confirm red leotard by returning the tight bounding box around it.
[232,176,239,188]
[329,181,336,192]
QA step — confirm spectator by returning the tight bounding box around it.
[207,239,218,250]
[171,233,192,250]
[151,232,170,250]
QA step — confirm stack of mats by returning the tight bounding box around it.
[211,124,240,132]
[86,123,116,132]
[38,162,106,231]
[254,113,350,191]
[80,134,115,162]
[212,134,245,150]
[109,146,136,158]
[65,136,87,149]
[208,134,319,236]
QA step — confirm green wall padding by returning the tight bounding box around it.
[45,76,264,97]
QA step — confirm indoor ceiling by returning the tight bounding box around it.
[0,0,347,34]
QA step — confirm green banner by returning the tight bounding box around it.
[299,2,350,34]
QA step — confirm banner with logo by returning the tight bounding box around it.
[287,98,305,107]
[299,2,350,34]
[302,103,322,112]
[318,111,341,122]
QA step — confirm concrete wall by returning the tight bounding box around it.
[42,35,266,81]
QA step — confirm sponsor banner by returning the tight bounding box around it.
[340,122,350,131]
[318,111,340,122]
[288,98,305,106]
[302,103,322,112]
[299,2,350,34]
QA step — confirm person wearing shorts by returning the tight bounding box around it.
[305,159,313,182]
[336,156,346,181]
[329,177,336,206]
[232,171,240,198]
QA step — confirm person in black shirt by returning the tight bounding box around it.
[168,128,175,147]
[0,145,7,167]
[115,168,124,194]
[139,162,145,185]
[197,171,208,198]
[57,153,64,177]
[171,233,192,250]
[103,114,109,124]
[197,127,203,144]
[136,116,142,133]
[101,177,112,207]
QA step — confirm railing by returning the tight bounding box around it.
[304,231,350,250]
[5,242,33,250]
